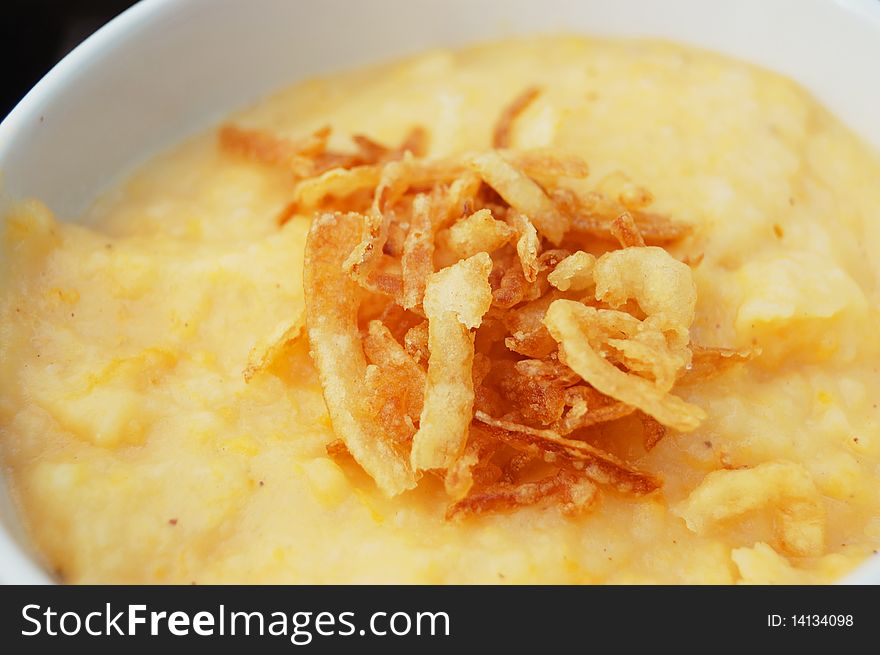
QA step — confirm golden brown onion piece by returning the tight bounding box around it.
[304,212,416,496]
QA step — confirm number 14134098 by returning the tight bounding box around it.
[768,614,854,628]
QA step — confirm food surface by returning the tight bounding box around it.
[2,36,880,583]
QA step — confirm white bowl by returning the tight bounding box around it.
[1,0,879,584]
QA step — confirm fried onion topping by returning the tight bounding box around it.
[231,89,747,518]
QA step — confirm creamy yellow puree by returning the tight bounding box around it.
[2,36,879,583]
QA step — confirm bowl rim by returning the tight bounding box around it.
[2,0,880,585]
[0,0,176,160]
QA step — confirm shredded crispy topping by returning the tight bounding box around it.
[492,85,541,149]
[222,87,752,519]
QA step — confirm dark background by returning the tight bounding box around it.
[3,0,137,118]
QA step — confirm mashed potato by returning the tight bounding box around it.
[2,36,879,584]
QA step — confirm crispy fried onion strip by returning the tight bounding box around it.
[290,165,383,214]
[221,123,428,181]
[610,211,646,248]
[509,149,590,188]
[290,159,465,217]
[593,246,697,390]
[343,158,413,285]
[555,186,691,245]
[243,311,305,382]
[447,468,597,519]
[473,412,660,494]
[304,212,416,495]
[363,320,426,422]
[545,302,705,431]
[410,253,493,471]
[547,250,596,292]
[676,461,825,557]
[544,254,705,431]
[219,124,330,175]
[401,190,448,309]
[553,386,635,435]
[492,86,541,149]
[469,151,570,245]
[640,413,668,451]
[436,208,515,267]
[680,345,756,384]
[509,212,541,282]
